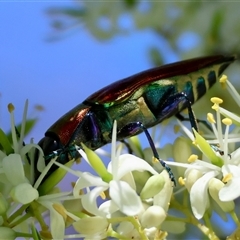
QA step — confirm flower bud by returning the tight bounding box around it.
[140,174,165,199]
[173,137,192,176]
[209,178,234,212]
[141,206,166,228]
[0,227,16,240]
[153,171,173,212]
[185,169,202,192]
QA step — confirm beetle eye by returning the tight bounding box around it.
[38,136,61,155]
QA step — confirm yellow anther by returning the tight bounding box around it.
[207,113,216,124]
[219,74,228,83]
[174,125,180,134]
[211,103,219,111]
[222,118,232,126]
[188,154,198,163]
[53,203,67,220]
[7,103,15,113]
[219,75,228,89]
[152,156,159,163]
[222,173,233,183]
[178,177,185,186]
[100,191,106,200]
[192,140,197,146]
[210,97,223,104]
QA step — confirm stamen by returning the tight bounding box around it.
[152,156,159,163]
[222,118,232,126]
[53,203,67,220]
[207,113,218,139]
[222,173,233,183]
[188,154,198,163]
[225,79,240,107]
[211,104,219,111]
[207,113,215,124]
[192,140,197,146]
[8,103,15,112]
[222,118,232,163]
[210,98,224,149]
[219,74,228,83]
[178,177,185,186]
[210,97,223,105]
[219,74,228,89]
[100,191,106,200]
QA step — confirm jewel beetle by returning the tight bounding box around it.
[35,55,235,185]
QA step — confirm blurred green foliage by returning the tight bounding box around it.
[47,1,240,59]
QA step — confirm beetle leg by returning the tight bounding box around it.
[117,122,176,186]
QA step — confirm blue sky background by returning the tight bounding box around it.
[1,2,176,144]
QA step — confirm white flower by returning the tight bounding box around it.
[73,121,159,217]
[72,154,144,218]
[2,154,39,204]
[170,93,240,219]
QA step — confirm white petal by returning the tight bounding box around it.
[98,200,119,217]
[190,171,216,219]
[119,171,136,191]
[109,180,142,216]
[40,201,65,240]
[116,154,158,179]
[11,183,38,204]
[222,164,240,177]
[73,216,108,235]
[2,154,28,186]
[231,148,240,165]
[82,186,107,217]
[73,172,108,197]
[192,160,221,172]
[219,177,240,201]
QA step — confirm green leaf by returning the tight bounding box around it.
[81,143,112,182]
[193,129,223,167]
[38,160,74,196]
[0,128,13,154]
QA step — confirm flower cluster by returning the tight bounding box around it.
[0,103,173,239]
[167,75,240,238]
[1,75,240,239]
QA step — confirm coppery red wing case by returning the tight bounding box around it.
[85,55,232,105]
